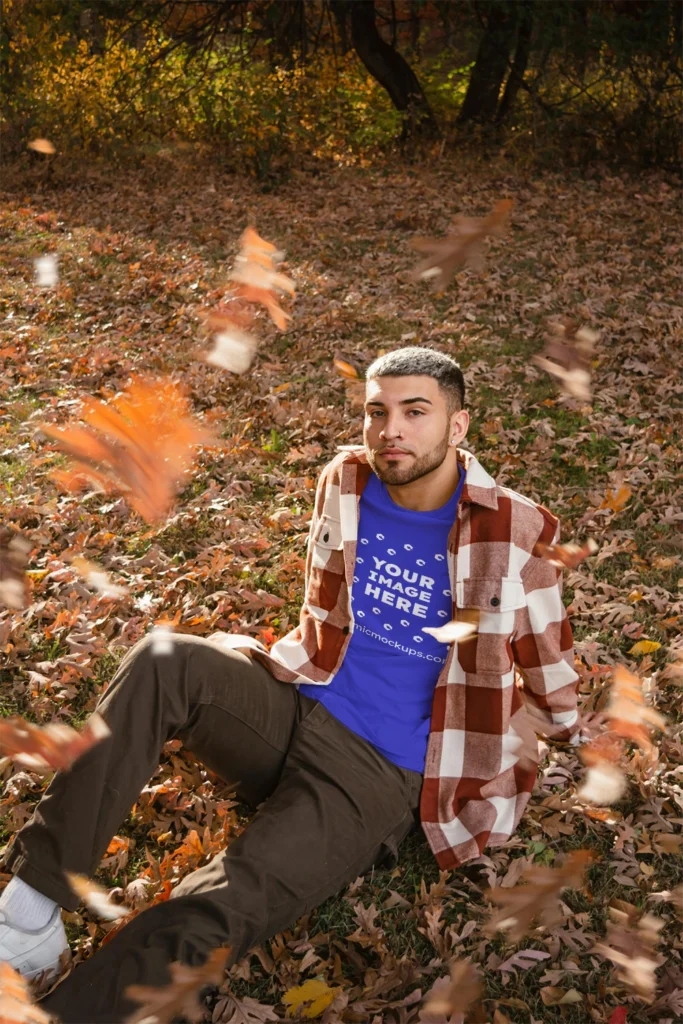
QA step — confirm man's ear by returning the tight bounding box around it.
[450,408,469,445]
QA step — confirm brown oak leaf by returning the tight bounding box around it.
[124,947,230,1023]
[484,850,595,941]
[410,198,513,290]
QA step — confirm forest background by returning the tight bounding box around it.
[0,2,682,1023]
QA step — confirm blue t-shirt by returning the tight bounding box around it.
[299,468,465,773]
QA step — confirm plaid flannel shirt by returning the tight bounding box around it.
[225,446,580,869]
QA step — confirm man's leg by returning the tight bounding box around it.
[1,635,307,966]
[41,700,423,1024]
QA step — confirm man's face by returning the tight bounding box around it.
[363,375,459,486]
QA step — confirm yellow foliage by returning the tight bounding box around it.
[282,978,342,1019]
[628,640,662,656]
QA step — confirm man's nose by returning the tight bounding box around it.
[379,419,401,439]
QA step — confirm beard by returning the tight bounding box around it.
[366,429,450,486]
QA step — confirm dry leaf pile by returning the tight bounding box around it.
[0,159,681,1023]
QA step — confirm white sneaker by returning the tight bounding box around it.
[0,905,69,980]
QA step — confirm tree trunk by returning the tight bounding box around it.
[458,2,516,124]
[495,3,533,124]
[337,0,439,138]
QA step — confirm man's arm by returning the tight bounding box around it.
[511,521,581,743]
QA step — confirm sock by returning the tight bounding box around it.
[0,875,58,931]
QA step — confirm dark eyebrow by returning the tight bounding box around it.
[365,397,433,408]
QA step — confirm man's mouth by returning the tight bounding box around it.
[379,448,412,459]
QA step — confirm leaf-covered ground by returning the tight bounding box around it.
[1,158,682,1023]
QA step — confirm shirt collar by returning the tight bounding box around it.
[335,445,499,511]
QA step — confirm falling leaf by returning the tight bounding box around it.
[65,873,130,921]
[40,377,212,523]
[124,947,230,1023]
[484,850,595,942]
[0,530,31,610]
[533,537,598,569]
[27,138,55,155]
[605,665,666,753]
[421,960,482,1019]
[422,620,478,644]
[593,902,664,1002]
[150,624,175,656]
[34,255,58,288]
[282,978,342,1019]
[0,712,110,773]
[628,640,661,656]
[231,283,292,330]
[577,762,628,805]
[410,198,513,290]
[225,226,294,330]
[0,962,53,1024]
[333,358,360,380]
[532,318,598,402]
[71,556,129,599]
[205,328,258,374]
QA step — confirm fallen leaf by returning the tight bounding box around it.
[495,949,551,975]
[540,986,583,1006]
[628,640,661,656]
[599,485,632,513]
[282,978,342,1019]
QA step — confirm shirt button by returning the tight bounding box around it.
[323,532,329,542]
[343,625,350,634]
[490,596,500,607]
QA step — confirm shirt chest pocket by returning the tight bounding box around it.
[308,517,346,614]
[455,576,526,675]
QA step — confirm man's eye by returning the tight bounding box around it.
[408,410,424,416]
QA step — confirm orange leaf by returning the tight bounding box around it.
[0,962,52,1023]
[599,485,632,513]
[232,283,292,330]
[333,358,360,380]
[40,377,212,523]
[0,713,110,773]
[27,138,55,155]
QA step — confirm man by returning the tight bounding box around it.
[0,347,580,1022]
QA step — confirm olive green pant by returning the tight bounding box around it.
[4,635,422,1023]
